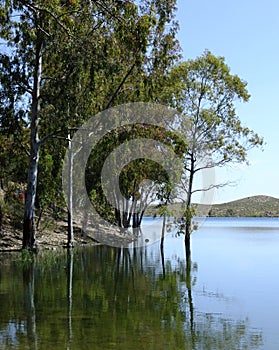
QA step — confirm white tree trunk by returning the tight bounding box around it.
[23,32,42,250]
[67,134,74,247]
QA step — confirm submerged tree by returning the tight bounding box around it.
[170,50,263,258]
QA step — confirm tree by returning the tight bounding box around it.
[85,124,179,230]
[60,2,182,236]
[0,1,79,248]
[0,0,181,249]
[170,50,263,258]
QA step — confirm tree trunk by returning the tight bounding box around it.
[185,211,192,259]
[138,209,145,227]
[67,134,74,247]
[22,27,42,250]
[115,207,122,227]
[185,226,191,261]
[0,200,3,237]
[186,258,194,338]
[160,214,166,278]
[132,212,140,228]
[23,139,40,249]
[184,152,195,260]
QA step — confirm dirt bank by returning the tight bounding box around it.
[0,220,98,252]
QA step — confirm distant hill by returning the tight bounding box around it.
[208,195,279,217]
[145,195,279,217]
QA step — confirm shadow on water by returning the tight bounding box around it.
[0,241,263,350]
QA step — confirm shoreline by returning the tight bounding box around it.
[1,215,279,252]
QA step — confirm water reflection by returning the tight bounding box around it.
[0,244,263,349]
[67,250,74,349]
[23,262,38,350]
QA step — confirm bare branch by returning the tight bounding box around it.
[191,181,232,195]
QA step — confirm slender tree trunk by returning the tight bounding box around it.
[123,198,130,228]
[127,198,135,228]
[67,134,74,247]
[0,202,3,237]
[23,33,42,250]
[23,140,40,249]
[138,209,145,227]
[132,212,140,228]
[160,214,166,278]
[122,198,131,228]
[113,189,122,227]
[115,208,121,227]
[184,153,195,260]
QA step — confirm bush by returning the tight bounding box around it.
[0,189,24,232]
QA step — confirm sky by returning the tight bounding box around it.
[176,0,279,204]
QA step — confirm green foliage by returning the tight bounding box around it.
[0,0,181,239]
[0,182,24,230]
[170,50,263,165]
[86,124,182,227]
[167,50,264,240]
[36,144,65,224]
[0,132,29,185]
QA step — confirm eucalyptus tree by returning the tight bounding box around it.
[85,120,184,231]
[0,0,130,248]
[0,0,181,249]
[67,1,182,232]
[170,50,263,258]
[0,0,98,249]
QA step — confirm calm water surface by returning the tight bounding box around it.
[0,217,279,349]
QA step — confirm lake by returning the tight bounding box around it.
[0,217,279,349]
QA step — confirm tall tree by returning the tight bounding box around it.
[0,1,92,248]
[170,50,263,258]
[0,1,109,248]
[0,0,181,249]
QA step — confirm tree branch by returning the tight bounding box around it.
[105,52,139,109]
[20,0,75,39]
[191,181,232,195]
[14,134,30,157]
[95,1,125,23]
[38,128,65,146]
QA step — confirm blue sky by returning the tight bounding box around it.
[176,0,279,203]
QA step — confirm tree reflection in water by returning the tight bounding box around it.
[23,261,38,350]
[0,245,263,350]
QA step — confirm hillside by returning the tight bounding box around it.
[208,195,279,217]
[145,195,279,217]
